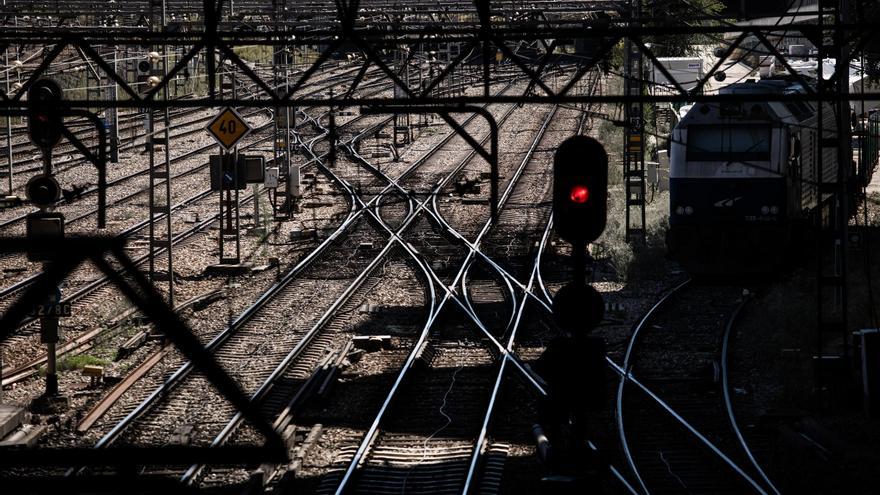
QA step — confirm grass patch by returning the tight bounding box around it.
[591,188,673,281]
[40,354,109,375]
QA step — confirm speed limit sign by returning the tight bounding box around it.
[206,107,252,150]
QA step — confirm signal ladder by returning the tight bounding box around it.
[814,0,852,392]
[147,0,174,306]
[623,0,646,244]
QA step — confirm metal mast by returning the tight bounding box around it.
[623,0,647,244]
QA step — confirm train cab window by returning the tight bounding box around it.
[686,125,772,162]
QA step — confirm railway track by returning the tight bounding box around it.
[0,61,387,209]
[66,77,523,490]
[0,58,468,387]
[616,280,779,495]
[0,79,397,386]
[5,65,599,495]
[0,63,396,299]
[307,79,569,494]
[177,79,531,488]
[0,109,392,388]
[73,102,401,447]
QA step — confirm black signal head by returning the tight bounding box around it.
[553,135,608,245]
[552,282,605,335]
[27,79,63,150]
[26,175,61,207]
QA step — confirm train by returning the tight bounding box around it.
[666,78,880,273]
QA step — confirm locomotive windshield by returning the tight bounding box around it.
[686,125,772,162]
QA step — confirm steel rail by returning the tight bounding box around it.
[173,79,528,483]
[0,76,395,313]
[84,75,418,453]
[67,113,381,437]
[458,105,559,344]
[464,207,638,495]
[179,130,441,485]
[458,104,560,493]
[345,100,551,390]
[0,61,389,228]
[457,97,629,493]
[332,96,559,493]
[350,97,557,319]
[614,280,769,495]
[0,99,201,161]
[722,294,782,495]
[87,77,511,480]
[615,279,690,494]
[0,130,276,326]
[86,121,368,454]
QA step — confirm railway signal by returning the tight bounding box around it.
[25,174,61,207]
[552,135,608,296]
[137,51,161,92]
[538,136,610,480]
[552,282,604,335]
[553,135,608,246]
[27,79,63,151]
[23,79,70,409]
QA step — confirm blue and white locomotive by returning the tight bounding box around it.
[666,78,879,273]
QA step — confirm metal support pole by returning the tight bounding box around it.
[4,68,12,196]
[814,0,852,395]
[252,183,260,228]
[572,240,587,287]
[284,67,294,212]
[4,11,15,196]
[218,70,241,265]
[109,47,119,163]
[162,0,174,307]
[44,340,58,395]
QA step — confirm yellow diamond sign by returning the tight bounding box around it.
[206,107,252,150]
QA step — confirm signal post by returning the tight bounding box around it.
[206,105,267,268]
[25,79,71,412]
[534,135,609,489]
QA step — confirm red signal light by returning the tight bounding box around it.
[569,184,589,204]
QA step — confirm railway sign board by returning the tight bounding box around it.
[29,287,71,319]
[206,107,251,150]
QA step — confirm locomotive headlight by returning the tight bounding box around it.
[675,206,685,215]
[684,206,694,215]
[761,206,770,215]
[770,205,779,215]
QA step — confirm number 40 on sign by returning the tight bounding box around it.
[206,107,253,150]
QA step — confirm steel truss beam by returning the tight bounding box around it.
[1,23,878,111]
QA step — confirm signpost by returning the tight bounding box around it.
[206,107,253,265]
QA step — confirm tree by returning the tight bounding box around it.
[643,0,727,57]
